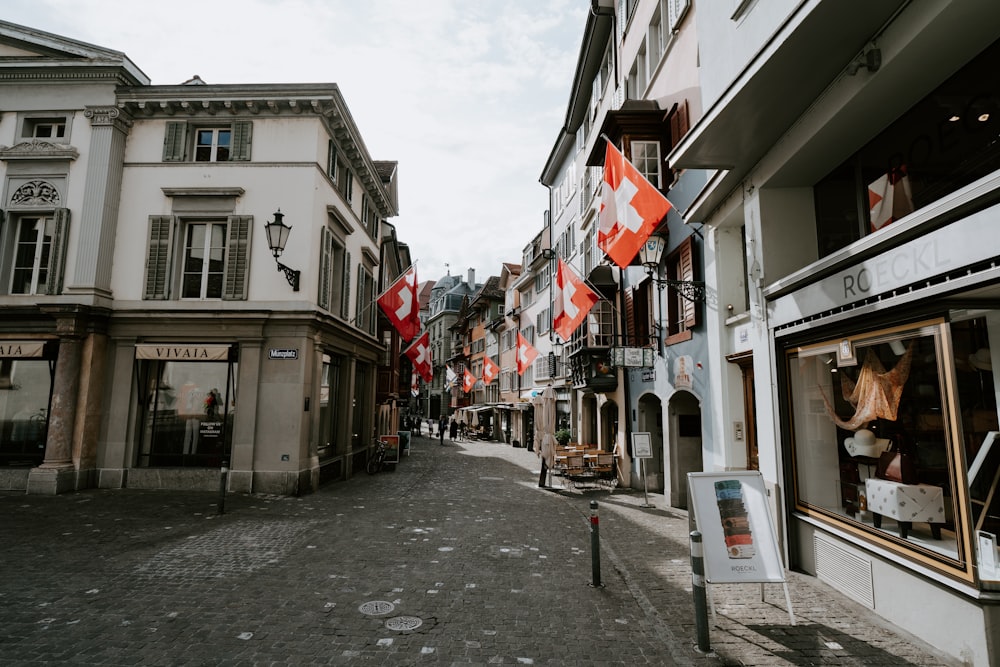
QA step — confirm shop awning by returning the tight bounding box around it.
[0,340,46,358]
[135,343,232,361]
[463,405,493,413]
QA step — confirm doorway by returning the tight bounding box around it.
[667,390,701,509]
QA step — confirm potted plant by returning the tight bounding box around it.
[555,428,572,447]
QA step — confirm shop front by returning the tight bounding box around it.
[770,206,1000,662]
[0,340,55,477]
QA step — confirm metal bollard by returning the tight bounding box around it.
[218,460,229,515]
[690,530,711,652]
[589,500,602,587]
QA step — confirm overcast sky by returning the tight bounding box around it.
[5,0,587,286]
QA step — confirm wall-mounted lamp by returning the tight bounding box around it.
[638,232,706,303]
[264,209,300,291]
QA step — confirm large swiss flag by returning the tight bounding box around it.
[403,331,432,383]
[516,332,538,376]
[598,141,672,269]
[553,258,598,341]
[376,266,420,341]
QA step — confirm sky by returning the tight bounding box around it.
[4,0,588,285]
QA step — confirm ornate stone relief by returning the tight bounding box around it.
[10,180,61,206]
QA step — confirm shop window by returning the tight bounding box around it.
[143,215,251,301]
[3,210,70,296]
[162,120,252,162]
[0,358,51,466]
[786,316,1000,579]
[814,38,1000,256]
[136,357,237,468]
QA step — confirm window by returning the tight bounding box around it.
[195,128,231,162]
[356,266,375,335]
[537,307,550,335]
[631,140,662,189]
[181,223,227,298]
[625,281,653,347]
[22,116,68,140]
[143,215,251,300]
[162,121,252,162]
[319,228,350,318]
[664,235,698,344]
[327,141,339,181]
[5,210,69,296]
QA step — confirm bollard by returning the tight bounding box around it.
[589,500,602,587]
[690,530,711,652]
[218,460,229,515]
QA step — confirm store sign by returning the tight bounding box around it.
[0,341,45,358]
[135,344,230,361]
[768,206,999,327]
[269,348,298,360]
[611,346,655,368]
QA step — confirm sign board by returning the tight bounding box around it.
[632,432,652,458]
[199,421,223,439]
[687,471,785,584]
[381,435,401,464]
[269,348,298,360]
[397,430,411,455]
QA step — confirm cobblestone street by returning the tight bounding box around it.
[0,435,957,665]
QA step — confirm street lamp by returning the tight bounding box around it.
[639,232,705,303]
[264,209,301,291]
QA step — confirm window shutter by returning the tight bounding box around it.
[356,265,366,329]
[43,208,71,295]
[680,236,698,329]
[624,288,636,346]
[231,121,252,161]
[341,251,351,320]
[223,215,252,300]
[162,122,187,161]
[318,227,333,310]
[327,141,338,180]
[144,215,175,300]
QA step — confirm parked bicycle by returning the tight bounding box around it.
[366,437,388,475]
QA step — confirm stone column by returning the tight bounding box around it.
[27,314,85,495]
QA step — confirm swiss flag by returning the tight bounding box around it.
[403,331,433,383]
[463,368,476,393]
[868,166,914,232]
[598,141,672,269]
[553,258,599,341]
[376,266,420,341]
[516,332,538,376]
[482,356,499,385]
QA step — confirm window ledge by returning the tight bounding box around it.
[162,187,245,198]
[725,311,751,326]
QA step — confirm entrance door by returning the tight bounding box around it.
[638,393,663,492]
[668,391,701,509]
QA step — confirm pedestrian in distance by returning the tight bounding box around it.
[438,415,447,445]
[449,418,458,441]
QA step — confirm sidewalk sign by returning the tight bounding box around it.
[381,435,401,464]
[397,430,411,457]
[631,432,655,508]
[688,470,795,625]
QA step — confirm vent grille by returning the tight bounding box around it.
[814,534,875,608]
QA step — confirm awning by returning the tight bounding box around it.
[135,343,232,361]
[0,340,46,358]
[462,405,493,413]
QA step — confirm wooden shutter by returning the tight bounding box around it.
[679,236,698,329]
[144,215,175,300]
[231,120,252,161]
[44,208,70,296]
[669,99,690,145]
[356,265,366,328]
[318,227,333,310]
[162,122,187,161]
[223,215,252,300]
[340,251,351,320]
[624,288,636,346]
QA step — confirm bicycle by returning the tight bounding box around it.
[366,437,387,475]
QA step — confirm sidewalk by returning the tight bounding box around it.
[0,433,958,666]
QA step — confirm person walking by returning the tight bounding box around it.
[449,418,459,441]
[438,415,447,445]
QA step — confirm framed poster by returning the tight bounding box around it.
[380,435,401,464]
[632,432,652,458]
[688,471,785,584]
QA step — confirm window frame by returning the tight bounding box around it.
[1,208,70,297]
[162,120,252,163]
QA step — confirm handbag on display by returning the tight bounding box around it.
[875,435,917,484]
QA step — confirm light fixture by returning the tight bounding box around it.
[639,232,706,303]
[264,209,300,291]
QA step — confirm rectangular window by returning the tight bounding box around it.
[11,217,52,295]
[181,223,227,299]
[22,116,68,140]
[163,121,251,162]
[665,235,698,344]
[632,140,662,189]
[195,128,231,162]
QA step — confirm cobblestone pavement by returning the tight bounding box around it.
[0,435,959,666]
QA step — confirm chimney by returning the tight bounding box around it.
[467,268,475,286]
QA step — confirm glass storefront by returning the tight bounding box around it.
[135,347,237,468]
[0,353,53,467]
[786,314,999,583]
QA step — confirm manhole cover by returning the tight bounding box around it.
[359,600,395,616]
[385,616,423,631]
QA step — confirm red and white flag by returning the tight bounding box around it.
[482,356,499,385]
[553,258,599,341]
[516,332,538,376]
[598,141,673,269]
[410,372,419,397]
[403,331,433,383]
[376,266,420,341]
[463,368,476,393]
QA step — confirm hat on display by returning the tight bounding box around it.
[843,428,891,458]
[969,348,992,371]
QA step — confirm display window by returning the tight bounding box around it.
[134,348,237,468]
[786,314,1000,584]
[0,355,53,467]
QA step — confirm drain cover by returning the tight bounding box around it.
[358,600,395,616]
[385,616,423,631]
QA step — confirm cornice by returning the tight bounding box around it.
[0,140,78,161]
